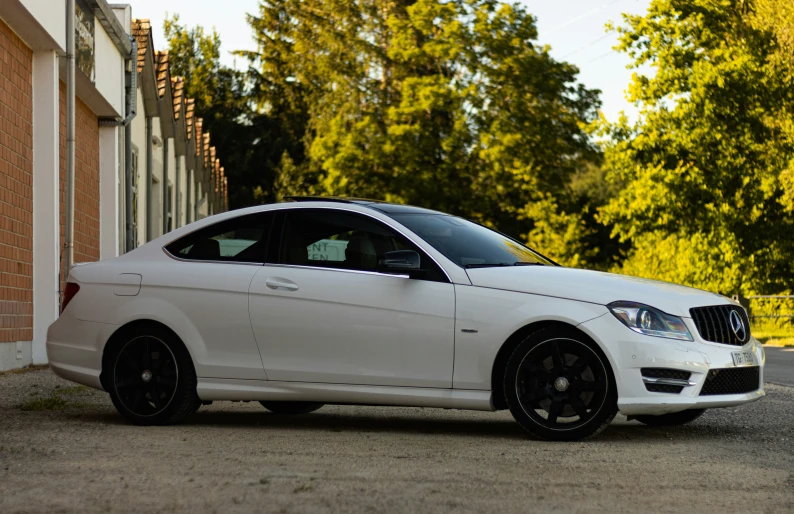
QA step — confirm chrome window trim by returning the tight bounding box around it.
[160,203,453,282]
[263,263,410,280]
[162,247,264,266]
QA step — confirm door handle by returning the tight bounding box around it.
[265,277,299,291]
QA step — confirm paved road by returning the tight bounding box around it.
[1,369,792,514]
[765,345,794,386]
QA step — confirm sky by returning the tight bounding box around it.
[126,0,652,122]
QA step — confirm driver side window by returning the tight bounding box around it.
[278,209,446,281]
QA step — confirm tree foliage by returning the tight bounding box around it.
[242,0,611,266]
[599,0,794,294]
[164,14,282,209]
[164,0,794,293]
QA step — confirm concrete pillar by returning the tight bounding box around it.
[31,51,60,364]
[99,125,120,260]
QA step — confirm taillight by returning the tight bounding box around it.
[61,282,80,314]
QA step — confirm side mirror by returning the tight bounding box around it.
[377,250,425,276]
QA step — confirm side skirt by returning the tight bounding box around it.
[197,378,495,411]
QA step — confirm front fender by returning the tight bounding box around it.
[453,285,609,389]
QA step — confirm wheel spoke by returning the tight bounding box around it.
[149,386,162,409]
[578,380,605,392]
[520,361,552,382]
[129,388,144,410]
[550,342,565,371]
[521,387,550,405]
[116,376,138,389]
[125,356,140,374]
[570,396,589,420]
[156,375,176,388]
[569,354,592,377]
[142,338,151,369]
[547,400,562,424]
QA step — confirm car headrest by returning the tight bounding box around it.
[345,236,377,270]
[186,238,221,260]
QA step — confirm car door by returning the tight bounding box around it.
[248,208,456,388]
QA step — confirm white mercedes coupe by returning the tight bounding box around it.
[47,198,765,440]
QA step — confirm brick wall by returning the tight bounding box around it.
[0,20,33,344]
[59,83,100,291]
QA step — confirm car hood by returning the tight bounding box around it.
[464,266,731,318]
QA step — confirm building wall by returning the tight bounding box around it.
[18,0,66,50]
[0,19,34,351]
[94,21,125,116]
[58,82,100,290]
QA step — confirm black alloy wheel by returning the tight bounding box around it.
[634,409,706,427]
[505,328,617,441]
[259,401,324,415]
[107,326,200,425]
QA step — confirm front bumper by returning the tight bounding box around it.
[578,313,765,416]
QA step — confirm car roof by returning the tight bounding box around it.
[283,196,444,215]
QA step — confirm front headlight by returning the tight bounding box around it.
[607,301,693,341]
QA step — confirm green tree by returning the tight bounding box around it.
[244,0,608,265]
[164,14,261,209]
[598,0,794,294]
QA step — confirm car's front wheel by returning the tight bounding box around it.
[106,325,200,426]
[634,409,705,426]
[259,401,324,415]
[504,328,618,441]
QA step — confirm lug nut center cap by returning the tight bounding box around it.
[553,377,570,392]
[141,370,153,383]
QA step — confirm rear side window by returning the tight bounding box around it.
[165,212,275,263]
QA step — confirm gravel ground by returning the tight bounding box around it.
[0,368,792,514]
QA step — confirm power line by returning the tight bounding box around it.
[561,32,614,59]
[581,50,617,66]
[544,0,625,36]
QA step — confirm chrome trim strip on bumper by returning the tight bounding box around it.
[642,377,697,387]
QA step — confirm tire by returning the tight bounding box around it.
[259,402,324,415]
[504,327,618,441]
[106,324,200,426]
[634,409,705,427]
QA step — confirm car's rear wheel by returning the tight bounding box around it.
[504,328,618,441]
[259,401,324,415]
[634,409,705,427]
[107,325,200,425]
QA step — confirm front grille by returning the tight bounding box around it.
[646,384,684,394]
[641,368,691,380]
[690,305,751,346]
[699,367,760,396]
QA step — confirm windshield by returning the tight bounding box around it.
[390,214,554,268]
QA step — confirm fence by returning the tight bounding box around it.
[733,295,794,323]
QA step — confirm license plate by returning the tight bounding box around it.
[731,350,757,366]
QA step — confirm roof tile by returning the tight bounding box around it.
[155,51,170,98]
[172,78,184,120]
[131,19,152,74]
